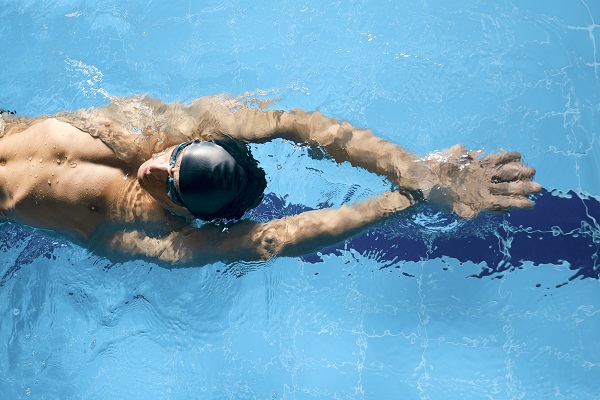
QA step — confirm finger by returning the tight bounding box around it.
[492,164,536,182]
[490,181,542,195]
[487,196,535,212]
[494,151,521,165]
[528,181,543,193]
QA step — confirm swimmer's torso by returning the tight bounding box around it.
[0,118,171,242]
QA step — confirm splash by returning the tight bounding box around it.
[63,56,110,100]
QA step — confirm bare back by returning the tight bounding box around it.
[0,118,168,242]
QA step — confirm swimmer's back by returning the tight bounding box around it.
[0,118,134,241]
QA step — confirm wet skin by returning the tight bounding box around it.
[0,118,192,244]
[0,95,542,266]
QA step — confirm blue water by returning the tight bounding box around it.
[1,0,599,399]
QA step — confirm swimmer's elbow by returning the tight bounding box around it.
[247,217,330,260]
[243,223,288,261]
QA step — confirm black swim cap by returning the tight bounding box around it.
[177,141,247,218]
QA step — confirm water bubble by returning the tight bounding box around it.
[12,308,20,316]
[25,387,31,397]
[70,162,77,168]
[41,360,46,369]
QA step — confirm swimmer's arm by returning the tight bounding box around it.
[54,96,191,163]
[198,97,541,218]
[276,109,439,192]
[90,191,414,266]
[238,190,414,261]
[194,96,437,193]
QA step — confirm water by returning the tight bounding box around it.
[1,0,599,399]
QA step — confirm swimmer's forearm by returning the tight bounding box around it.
[248,191,415,260]
[276,110,439,191]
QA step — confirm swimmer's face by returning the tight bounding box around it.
[137,145,189,215]
[138,141,240,218]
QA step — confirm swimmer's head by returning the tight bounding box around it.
[138,138,266,220]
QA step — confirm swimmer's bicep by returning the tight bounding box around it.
[89,222,268,267]
[88,229,217,267]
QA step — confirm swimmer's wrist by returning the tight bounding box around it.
[397,159,440,198]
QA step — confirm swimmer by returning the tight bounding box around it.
[0,95,541,266]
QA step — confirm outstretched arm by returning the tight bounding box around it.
[193,96,434,192]
[90,190,415,267]
[195,96,542,218]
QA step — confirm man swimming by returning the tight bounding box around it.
[0,95,541,266]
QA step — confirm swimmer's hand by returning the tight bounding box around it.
[421,145,542,219]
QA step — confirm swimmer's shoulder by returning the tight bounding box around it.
[0,113,46,137]
[16,117,90,142]
[1,116,69,135]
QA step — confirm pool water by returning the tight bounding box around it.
[1,0,599,399]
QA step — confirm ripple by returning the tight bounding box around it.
[411,211,464,233]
